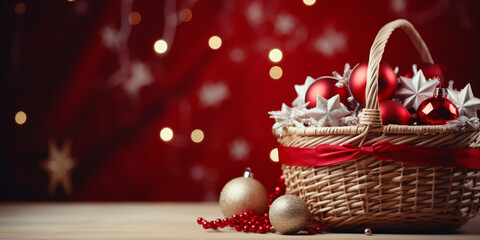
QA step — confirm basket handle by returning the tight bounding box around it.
[359,19,434,126]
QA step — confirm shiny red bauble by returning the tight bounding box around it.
[349,62,397,106]
[379,100,411,125]
[304,77,349,108]
[416,88,458,125]
[403,63,446,87]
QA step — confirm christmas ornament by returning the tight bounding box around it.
[447,116,479,130]
[219,168,269,218]
[305,95,350,127]
[269,195,310,234]
[42,139,75,196]
[379,100,411,125]
[348,62,397,106]
[332,63,353,88]
[197,175,303,234]
[304,77,349,108]
[397,69,440,110]
[269,103,308,130]
[197,211,272,233]
[416,88,458,125]
[364,228,372,236]
[341,115,359,126]
[403,63,446,86]
[446,83,480,118]
[292,76,316,107]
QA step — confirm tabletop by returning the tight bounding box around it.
[0,202,479,239]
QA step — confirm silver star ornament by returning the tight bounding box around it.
[396,70,440,110]
[332,63,352,88]
[269,103,308,129]
[292,76,316,107]
[447,83,480,118]
[305,95,350,127]
[42,140,76,196]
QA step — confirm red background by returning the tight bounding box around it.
[1,0,479,201]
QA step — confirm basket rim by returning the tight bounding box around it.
[274,124,478,138]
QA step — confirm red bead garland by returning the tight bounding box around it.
[197,210,272,233]
[196,175,323,234]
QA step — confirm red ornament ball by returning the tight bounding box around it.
[403,63,446,87]
[416,88,458,125]
[378,100,411,125]
[304,77,349,108]
[349,62,397,106]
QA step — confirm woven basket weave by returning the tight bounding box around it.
[274,19,480,231]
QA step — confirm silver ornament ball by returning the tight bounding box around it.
[219,169,269,218]
[269,195,310,234]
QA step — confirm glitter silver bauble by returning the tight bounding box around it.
[219,168,269,218]
[269,195,310,234]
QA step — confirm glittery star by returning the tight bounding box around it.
[275,14,295,35]
[447,116,479,129]
[123,62,154,98]
[198,81,230,108]
[229,138,251,160]
[292,76,316,107]
[305,95,350,127]
[101,26,121,50]
[246,2,263,25]
[332,63,353,88]
[315,27,347,57]
[42,140,76,196]
[269,103,308,129]
[396,69,440,110]
[447,83,480,118]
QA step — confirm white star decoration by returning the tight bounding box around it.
[341,115,359,126]
[305,95,350,127]
[246,2,264,25]
[292,76,316,107]
[269,103,309,129]
[198,82,230,107]
[315,27,347,57]
[101,26,122,50]
[275,14,295,35]
[229,139,251,160]
[123,62,154,98]
[447,116,479,129]
[332,63,353,88]
[396,70,439,109]
[447,84,480,118]
[42,140,75,196]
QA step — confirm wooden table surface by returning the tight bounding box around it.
[0,202,479,239]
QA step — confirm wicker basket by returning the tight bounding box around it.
[274,19,480,231]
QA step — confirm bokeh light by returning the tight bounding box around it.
[14,2,26,15]
[268,48,283,63]
[270,148,279,162]
[15,111,27,125]
[303,0,316,6]
[269,66,283,80]
[179,9,193,22]
[128,11,142,25]
[208,36,222,50]
[160,127,174,142]
[191,129,205,143]
[154,39,168,54]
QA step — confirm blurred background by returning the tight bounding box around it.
[1,0,479,201]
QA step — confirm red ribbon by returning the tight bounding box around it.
[279,141,480,169]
